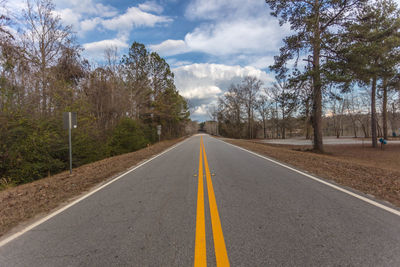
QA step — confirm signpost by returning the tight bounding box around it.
[63,112,77,174]
[157,125,162,142]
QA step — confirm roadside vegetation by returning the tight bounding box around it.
[0,1,196,188]
[208,0,400,152]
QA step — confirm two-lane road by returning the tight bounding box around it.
[1,134,399,266]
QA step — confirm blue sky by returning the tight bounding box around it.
[9,0,400,121]
[10,0,295,121]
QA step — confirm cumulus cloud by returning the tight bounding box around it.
[80,17,101,33]
[82,38,129,59]
[173,63,274,120]
[55,8,81,30]
[52,1,172,39]
[193,105,209,116]
[185,18,286,56]
[149,40,189,56]
[151,17,286,58]
[181,85,222,100]
[102,7,172,33]
[150,0,291,69]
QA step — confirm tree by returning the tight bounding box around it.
[22,0,74,115]
[240,76,262,139]
[218,83,245,138]
[337,0,400,146]
[256,95,271,139]
[121,42,151,119]
[265,0,366,152]
[267,77,298,139]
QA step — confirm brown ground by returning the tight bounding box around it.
[223,139,400,208]
[0,137,186,238]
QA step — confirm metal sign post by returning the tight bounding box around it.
[157,125,162,142]
[63,112,77,174]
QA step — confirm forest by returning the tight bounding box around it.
[0,0,192,186]
[210,0,400,150]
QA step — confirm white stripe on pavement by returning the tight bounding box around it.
[0,137,191,248]
[216,137,400,217]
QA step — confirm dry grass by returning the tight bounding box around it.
[223,139,400,208]
[0,137,186,238]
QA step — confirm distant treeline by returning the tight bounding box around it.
[0,1,192,187]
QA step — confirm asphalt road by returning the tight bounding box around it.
[0,134,399,266]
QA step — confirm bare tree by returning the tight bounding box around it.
[256,94,271,139]
[266,77,297,139]
[22,0,73,115]
[240,76,262,139]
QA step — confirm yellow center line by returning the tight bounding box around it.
[202,139,230,267]
[194,137,206,267]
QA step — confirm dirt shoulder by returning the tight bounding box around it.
[0,137,186,238]
[222,138,400,208]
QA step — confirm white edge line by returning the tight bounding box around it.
[0,137,191,248]
[216,137,400,217]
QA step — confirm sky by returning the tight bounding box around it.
[10,0,400,121]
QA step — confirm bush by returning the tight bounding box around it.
[107,118,150,156]
[0,117,65,184]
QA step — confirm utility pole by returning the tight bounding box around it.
[63,112,77,174]
[68,113,72,174]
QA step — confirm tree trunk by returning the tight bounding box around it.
[377,119,382,138]
[305,98,311,139]
[312,0,323,152]
[248,107,251,139]
[382,77,388,140]
[371,76,378,147]
[263,117,266,139]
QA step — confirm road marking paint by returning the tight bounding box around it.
[0,138,191,248]
[216,137,400,217]
[194,137,207,267]
[202,140,230,267]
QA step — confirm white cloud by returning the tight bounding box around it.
[193,105,209,116]
[185,18,286,56]
[181,85,222,99]
[80,17,101,33]
[149,39,189,56]
[185,0,259,20]
[102,7,172,33]
[173,63,274,120]
[83,38,129,58]
[56,8,81,29]
[52,1,171,40]
[54,0,117,17]
[151,17,287,63]
[166,58,193,68]
[138,1,164,14]
[151,0,291,69]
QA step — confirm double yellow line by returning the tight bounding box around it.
[194,136,230,267]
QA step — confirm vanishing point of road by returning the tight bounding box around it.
[0,134,399,266]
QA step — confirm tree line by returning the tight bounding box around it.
[212,0,400,152]
[0,0,191,187]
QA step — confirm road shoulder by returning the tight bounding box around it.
[219,138,400,209]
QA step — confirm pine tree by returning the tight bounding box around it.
[265,0,366,152]
[337,0,400,147]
